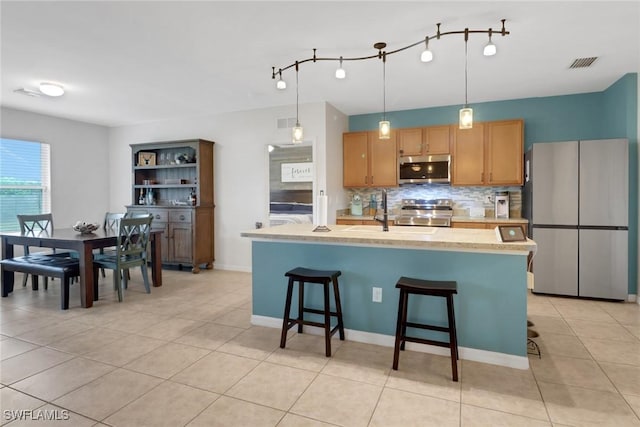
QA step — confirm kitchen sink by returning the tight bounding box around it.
[344,225,438,235]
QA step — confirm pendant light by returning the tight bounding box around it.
[292,62,303,143]
[377,43,390,139]
[335,56,346,79]
[459,30,473,129]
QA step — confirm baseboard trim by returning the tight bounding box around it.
[628,294,637,303]
[251,315,529,370]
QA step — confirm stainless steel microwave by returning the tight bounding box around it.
[398,154,451,184]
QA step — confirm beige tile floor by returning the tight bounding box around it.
[1,269,640,426]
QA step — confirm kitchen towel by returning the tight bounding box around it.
[316,191,328,227]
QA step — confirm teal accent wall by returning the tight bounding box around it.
[349,73,639,296]
[252,241,528,357]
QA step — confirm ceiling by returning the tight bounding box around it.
[1,1,638,128]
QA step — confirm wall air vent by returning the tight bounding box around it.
[276,117,297,129]
[569,57,598,69]
[14,88,42,97]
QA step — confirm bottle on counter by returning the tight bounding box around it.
[369,194,377,215]
[138,189,145,205]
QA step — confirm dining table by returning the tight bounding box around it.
[1,228,163,308]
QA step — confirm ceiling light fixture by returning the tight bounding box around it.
[292,62,303,143]
[483,29,497,56]
[376,43,390,139]
[39,82,65,97]
[459,30,473,129]
[271,19,509,132]
[420,37,433,62]
[335,56,346,79]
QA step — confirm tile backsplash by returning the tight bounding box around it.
[345,185,523,217]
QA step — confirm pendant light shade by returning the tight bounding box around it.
[276,76,286,90]
[335,56,346,79]
[459,108,473,129]
[379,120,391,139]
[483,29,496,56]
[420,37,433,63]
[292,123,304,142]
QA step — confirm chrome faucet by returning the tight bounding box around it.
[374,189,389,232]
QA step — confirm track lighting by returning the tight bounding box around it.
[271,19,509,132]
[420,37,433,62]
[335,56,346,79]
[483,29,496,56]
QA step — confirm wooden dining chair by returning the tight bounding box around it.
[92,215,153,302]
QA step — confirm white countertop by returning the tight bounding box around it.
[336,214,528,224]
[242,224,536,254]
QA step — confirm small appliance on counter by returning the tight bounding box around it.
[494,191,509,218]
[350,195,363,216]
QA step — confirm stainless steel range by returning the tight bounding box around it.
[395,198,453,227]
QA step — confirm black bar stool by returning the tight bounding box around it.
[392,276,459,381]
[280,267,345,357]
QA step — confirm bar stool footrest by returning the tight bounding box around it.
[405,321,450,333]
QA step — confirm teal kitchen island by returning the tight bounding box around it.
[241,224,537,369]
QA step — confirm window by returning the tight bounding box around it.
[0,138,51,232]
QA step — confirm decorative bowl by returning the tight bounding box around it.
[73,221,100,234]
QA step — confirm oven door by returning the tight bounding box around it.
[398,155,450,184]
[395,216,451,227]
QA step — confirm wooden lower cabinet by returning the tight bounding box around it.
[127,206,214,273]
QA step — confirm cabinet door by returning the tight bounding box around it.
[486,120,523,185]
[343,132,369,187]
[368,131,397,187]
[152,222,170,263]
[452,123,485,185]
[170,223,193,263]
[424,125,451,154]
[337,219,363,225]
[397,128,423,156]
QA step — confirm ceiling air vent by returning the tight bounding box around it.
[569,57,598,69]
[276,117,297,129]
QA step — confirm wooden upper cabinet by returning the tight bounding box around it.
[343,131,397,187]
[397,128,423,156]
[368,131,397,187]
[486,119,524,186]
[423,125,451,154]
[452,123,485,185]
[398,125,450,156]
[343,132,369,187]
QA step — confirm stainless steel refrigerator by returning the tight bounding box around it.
[523,139,628,300]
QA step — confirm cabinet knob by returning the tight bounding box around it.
[179,214,185,220]
[155,214,161,219]
[490,172,493,182]
[481,172,484,182]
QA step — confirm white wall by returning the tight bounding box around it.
[324,103,349,223]
[0,107,110,228]
[108,102,332,271]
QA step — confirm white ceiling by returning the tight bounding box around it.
[1,1,639,127]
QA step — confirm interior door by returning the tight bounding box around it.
[531,227,578,296]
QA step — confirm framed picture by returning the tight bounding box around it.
[137,152,156,166]
[496,225,527,242]
[281,162,313,182]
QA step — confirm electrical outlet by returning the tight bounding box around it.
[485,195,492,204]
[372,287,382,303]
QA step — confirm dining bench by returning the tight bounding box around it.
[1,254,80,310]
